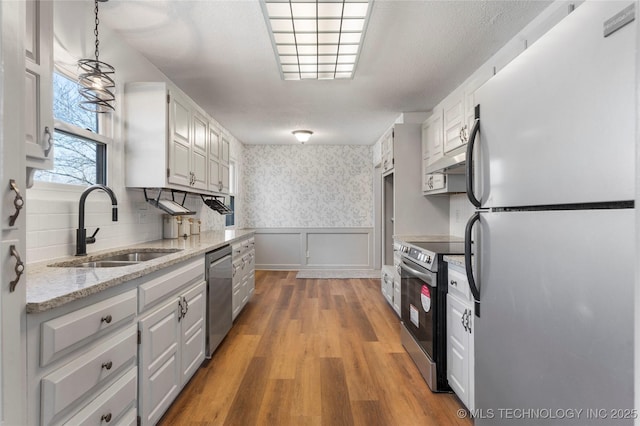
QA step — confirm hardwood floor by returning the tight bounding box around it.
[159,270,473,426]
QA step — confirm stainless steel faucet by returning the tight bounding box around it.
[76,184,118,256]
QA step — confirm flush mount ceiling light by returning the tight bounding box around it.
[292,130,313,143]
[261,0,372,80]
[78,0,116,113]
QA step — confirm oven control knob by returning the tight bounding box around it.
[426,256,432,263]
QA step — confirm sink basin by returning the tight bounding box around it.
[49,248,183,268]
[73,261,140,268]
[96,251,179,262]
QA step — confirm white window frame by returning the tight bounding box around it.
[33,65,113,189]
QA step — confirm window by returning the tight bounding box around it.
[226,160,237,227]
[35,71,110,186]
[225,195,235,227]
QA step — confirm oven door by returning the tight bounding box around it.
[400,257,437,361]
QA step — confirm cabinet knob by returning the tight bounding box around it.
[101,413,112,423]
[101,361,113,370]
[101,314,113,324]
[450,280,457,286]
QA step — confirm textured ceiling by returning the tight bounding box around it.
[100,0,551,145]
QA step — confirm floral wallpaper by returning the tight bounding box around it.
[242,145,373,228]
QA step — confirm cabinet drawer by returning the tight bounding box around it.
[232,243,243,258]
[41,290,136,366]
[117,407,138,426]
[138,257,204,312]
[448,264,470,300]
[41,325,137,425]
[63,367,137,426]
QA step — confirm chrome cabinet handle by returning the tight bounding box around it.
[461,310,468,332]
[178,299,183,322]
[9,245,24,292]
[101,361,113,370]
[101,413,112,423]
[43,126,53,157]
[466,310,472,333]
[8,179,24,227]
[101,314,112,324]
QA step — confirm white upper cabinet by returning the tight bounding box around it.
[25,0,54,181]
[381,130,394,173]
[207,124,230,194]
[422,109,443,167]
[442,89,465,154]
[125,82,230,194]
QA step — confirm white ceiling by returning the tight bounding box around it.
[100,0,551,145]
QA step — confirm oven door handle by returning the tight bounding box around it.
[400,260,433,283]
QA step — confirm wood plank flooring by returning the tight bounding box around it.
[159,271,473,426]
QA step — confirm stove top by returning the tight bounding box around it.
[406,241,465,255]
[397,240,464,271]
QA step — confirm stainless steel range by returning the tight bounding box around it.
[398,240,463,392]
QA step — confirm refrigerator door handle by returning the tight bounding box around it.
[465,212,481,308]
[465,105,481,208]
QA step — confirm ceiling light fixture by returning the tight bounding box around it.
[261,0,372,81]
[78,0,116,113]
[292,130,313,143]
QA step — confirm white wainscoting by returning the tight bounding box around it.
[254,228,374,270]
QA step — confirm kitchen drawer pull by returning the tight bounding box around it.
[177,299,183,322]
[8,179,24,227]
[465,309,472,333]
[9,245,24,292]
[461,310,467,332]
[101,413,112,423]
[101,315,113,324]
[101,361,113,370]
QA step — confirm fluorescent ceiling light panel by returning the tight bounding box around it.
[262,0,372,80]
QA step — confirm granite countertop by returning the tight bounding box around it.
[444,255,466,268]
[26,229,254,314]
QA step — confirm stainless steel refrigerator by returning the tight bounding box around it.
[465,2,636,424]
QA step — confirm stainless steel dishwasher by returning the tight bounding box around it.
[205,245,232,358]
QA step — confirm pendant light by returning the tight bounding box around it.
[78,0,115,113]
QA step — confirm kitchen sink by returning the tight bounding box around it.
[49,248,183,268]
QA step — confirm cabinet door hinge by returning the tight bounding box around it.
[137,330,141,345]
[167,168,170,178]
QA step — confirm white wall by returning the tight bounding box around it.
[242,145,373,228]
[26,1,241,263]
[449,193,475,238]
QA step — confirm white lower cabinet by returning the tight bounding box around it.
[231,236,255,320]
[28,256,209,426]
[138,279,206,426]
[27,290,138,426]
[446,262,474,412]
